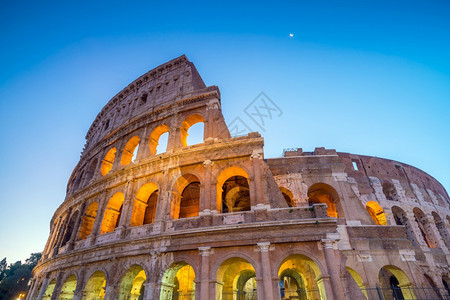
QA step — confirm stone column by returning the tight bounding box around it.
[67,203,86,251]
[50,272,64,300]
[201,160,213,213]
[199,247,212,300]
[321,238,343,300]
[251,153,264,206]
[118,179,136,228]
[88,192,109,244]
[36,276,49,300]
[257,242,274,299]
[103,285,116,300]
[72,269,85,300]
[136,126,150,162]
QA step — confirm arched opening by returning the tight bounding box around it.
[180,114,204,147]
[101,148,116,176]
[160,262,196,300]
[59,274,77,299]
[149,124,169,155]
[216,167,251,213]
[216,257,257,299]
[392,206,417,245]
[42,279,56,300]
[118,265,147,300]
[61,211,79,247]
[77,202,98,240]
[366,201,388,225]
[130,183,159,226]
[280,187,295,207]
[82,271,106,300]
[432,212,450,248]
[347,267,368,299]
[379,265,416,300]
[83,158,98,185]
[100,193,124,234]
[413,207,439,248]
[308,183,340,218]
[382,181,399,201]
[72,170,85,192]
[171,174,200,219]
[121,136,140,165]
[442,276,450,296]
[278,254,326,300]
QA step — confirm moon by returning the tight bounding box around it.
[289,33,294,37]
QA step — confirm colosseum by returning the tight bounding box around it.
[28,55,450,300]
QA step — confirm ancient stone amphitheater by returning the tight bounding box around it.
[28,55,450,300]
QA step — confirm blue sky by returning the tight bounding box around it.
[0,0,449,263]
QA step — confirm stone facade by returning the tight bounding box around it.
[28,55,450,300]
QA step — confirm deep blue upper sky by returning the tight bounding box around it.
[1,0,449,263]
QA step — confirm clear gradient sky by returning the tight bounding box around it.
[1,0,449,263]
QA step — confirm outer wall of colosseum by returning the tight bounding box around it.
[27,55,450,300]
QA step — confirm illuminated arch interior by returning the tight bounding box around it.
[308,183,339,218]
[347,267,368,299]
[100,193,124,234]
[366,201,388,225]
[77,202,98,240]
[379,265,416,300]
[149,124,169,155]
[413,207,438,248]
[120,136,140,165]
[216,167,250,213]
[118,265,147,300]
[61,211,79,247]
[101,148,116,176]
[280,187,295,207]
[160,262,196,300]
[216,257,256,298]
[59,274,77,299]
[180,114,204,147]
[42,279,56,300]
[171,174,200,219]
[130,182,159,226]
[278,254,326,300]
[83,271,106,300]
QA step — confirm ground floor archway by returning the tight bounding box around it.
[83,271,106,300]
[160,262,196,300]
[118,265,147,300]
[216,257,257,300]
[379,265,416,300]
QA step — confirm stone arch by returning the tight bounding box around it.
[280,186,295,207]
[58,274,77,299]
[171,174,201,219]
[61,210,79,247]
[346,266,368,299]
[42,279,57,300]
[423,273,444,299]
[118,264,147,300]
[77,201,98,240]
[149,124,170,155]
[101,147,116,176]
[277,254,327,300]
[378,265,416,300]
[413,207,439,248]
[392,206,417,245]
[432,212,450,248]
[307,183,341,218]
[216,166,251,213]
[83,157,98,186]
[72,169,85,192]
[100,192,125,234]
[82,270,106,300]
[120,135,140,165]
[180,113,205,147]
[366,201,388,225]
[160,261,196,300]
[216,256,257,299]
[130,182,159,226]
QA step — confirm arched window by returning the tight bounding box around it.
[216,167,251,213]
[280,187,295,207]
[59,275,77,299]
[307,183,340,218]
[180,114,204,147]
[120,136,140,165]
[392,206,417,245]
[217,257,256,299]
[83,271,106,299]
[61,211,79,247]
[118,265,147,300]
[161,262,196,299]
[379,265,416,300]
[432,212,450,248]
[171,174,201,219]
[366,201,388,225]
[101,148,116,176]
[413,207,439,248]
[149,124,169,155]
[100,193,124,234]
[77,202,98,240]
[130,183,159,226]
[382,181,398,201]
[83,158,98,185]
